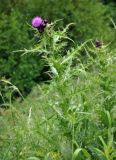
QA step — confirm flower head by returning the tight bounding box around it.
[31,16,48,33]
[32,16,43,28]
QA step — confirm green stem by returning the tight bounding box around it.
[72,122,75,160]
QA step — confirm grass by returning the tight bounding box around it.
[0,23,116,160]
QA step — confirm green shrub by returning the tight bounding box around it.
[0,9,45,102]
[27,0,114,42]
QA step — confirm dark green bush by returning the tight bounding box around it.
[27,0,114,42]
[0,9,44,102]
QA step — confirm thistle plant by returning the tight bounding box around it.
[0,20,115,160]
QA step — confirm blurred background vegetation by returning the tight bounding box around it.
[0,0,116,103]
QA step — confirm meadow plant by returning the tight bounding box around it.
[1,0,116,102]
[0,21,116,160]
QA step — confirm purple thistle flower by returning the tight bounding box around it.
[32,16,43,28]
[31,16,48,33]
